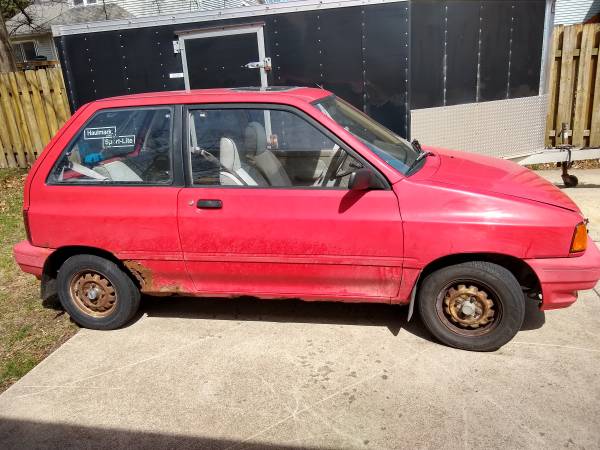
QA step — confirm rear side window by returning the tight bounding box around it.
[48,107,173,185]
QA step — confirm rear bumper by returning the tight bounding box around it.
[13,240,53,277]
[527,238,600,310]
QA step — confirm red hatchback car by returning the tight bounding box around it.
[13,87,600,351]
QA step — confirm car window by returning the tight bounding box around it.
[188,107,364,188]
[313,95,419,175]
[48,107,174,185]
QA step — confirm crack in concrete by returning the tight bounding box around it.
[249,368,298,418]
[421,352,548,447]
[510,341,600,353]
[461,399,469,450]
[13,323,244,399]
[226,345,432,450]
[306,407,376,449]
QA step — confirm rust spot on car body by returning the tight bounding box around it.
[123,261,184,295]
[124,260,153,291]
[159,284,182,293]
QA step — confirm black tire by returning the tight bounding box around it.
[418,261,525,352]
[57,254,140,330]
[562,174,579,188]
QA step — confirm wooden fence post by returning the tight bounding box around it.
[546,23,600,149]
[590,26,600,147]
[545,26,563,147]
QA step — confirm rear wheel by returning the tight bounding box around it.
[57,254,140,330]
[418,261,525,351]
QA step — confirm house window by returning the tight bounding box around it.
[21,42,37,60]
[13,41,38,62]
[73,0,97,5]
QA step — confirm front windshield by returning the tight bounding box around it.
[313,95,420,175]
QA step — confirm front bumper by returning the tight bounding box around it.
[13,240,53,278]
[527,237,600,310]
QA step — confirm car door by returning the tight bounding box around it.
[177,104,403,301]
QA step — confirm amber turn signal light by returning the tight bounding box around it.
[570,222,588,253]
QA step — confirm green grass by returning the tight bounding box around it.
[0,169,77,393]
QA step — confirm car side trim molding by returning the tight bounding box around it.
[183,252,405,267]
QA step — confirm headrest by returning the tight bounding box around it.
[244,122,268,156]
[220,137,241,171]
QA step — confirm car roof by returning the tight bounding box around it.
[95,87,332,105]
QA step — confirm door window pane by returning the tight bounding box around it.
[188,108,363,188]
[49,107,173,185]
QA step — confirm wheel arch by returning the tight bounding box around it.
[408,252,541,320]
[42,246,138,300]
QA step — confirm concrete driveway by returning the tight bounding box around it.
[1,169,599,449]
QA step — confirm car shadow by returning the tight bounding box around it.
[41,292,545,340]
[135,294,545,338]
[138,295,436,342]
[521,295,546,330]
[559,184,600,189]
[41,295,68,318]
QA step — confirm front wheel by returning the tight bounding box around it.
[418,261,525,351]
[57,254,140,330]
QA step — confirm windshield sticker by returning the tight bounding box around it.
[84,126,116,140]
[103,135,135,148]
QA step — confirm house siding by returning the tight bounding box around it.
[35,36,57,60]
[554,0,600,25]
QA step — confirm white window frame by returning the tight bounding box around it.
[13,40,38,62]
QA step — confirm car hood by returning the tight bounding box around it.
[423,147,580,212]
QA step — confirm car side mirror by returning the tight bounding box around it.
[348,168,377,191]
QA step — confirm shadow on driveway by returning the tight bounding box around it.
[0,417,319,450]
[133,294,545,341]
[42,290,545,343]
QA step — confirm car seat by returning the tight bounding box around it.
[219,137,268,186]
[244,122,292,187]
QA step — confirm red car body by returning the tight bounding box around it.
[13,88,600,319]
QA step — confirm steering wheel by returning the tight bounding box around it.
[323,146,349,183]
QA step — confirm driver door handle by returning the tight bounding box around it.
[197,199,222,209]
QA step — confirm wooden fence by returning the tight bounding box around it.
[0,67,71,168]
[546,23,600,148]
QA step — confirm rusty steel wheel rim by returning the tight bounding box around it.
[69,270,117,318]
[435,280,502,337]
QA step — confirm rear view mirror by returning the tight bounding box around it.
[348,168,377,191]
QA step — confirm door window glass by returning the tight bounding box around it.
[48,107,173,185]
[188,108,364,188]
